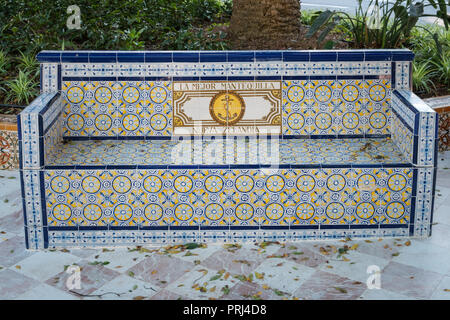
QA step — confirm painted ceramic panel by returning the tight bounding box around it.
[282,79,391,135]
[173,81,282,135]
[44,168,413,228]
[62,80,173,137]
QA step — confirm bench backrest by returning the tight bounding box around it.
[37,50,414,138]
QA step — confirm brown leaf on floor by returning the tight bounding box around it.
[333,287,348,294]
[133,296,146,300]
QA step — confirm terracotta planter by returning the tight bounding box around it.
[0,105,23,170]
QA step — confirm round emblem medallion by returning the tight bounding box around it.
[209,91,245,125]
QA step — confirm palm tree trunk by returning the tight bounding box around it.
[229,0,302,49]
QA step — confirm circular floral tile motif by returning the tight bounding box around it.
[150,86,167,104]
[369,112,387,129]
[122,86,140,104]
[326,202,345,220]
[314,85,332,102]
[287,85,305,103]
[94,86,112,104]
[114,204,133,221]
[51,176,70,193]
[266,175,285,193]
[387,174,407,192]
[67,114,85,131]
[265,203,284,220]
[112,176,132,193]
[0,136,11,166]
[67,86,84,104]
[83,204,102,221]
[175,203,193,221]
[287,113,305,130]
[204,175,224,193]
[144,204,163,221]
[357,174,376,190]
[369,84,386,102]
[315,112,332,130]
[174,175,193,193]
[53,204,72,221]
[235,175,254,193]
[342,85,359,102]
[95,114,112,131]
[150,114,167,131]
[296,202,315,220]
[327,174,346,192]
[143,175,162,193]
[386,201,405,219]
[296,175,315,192]
[205,203,224,221]
[235,203,254,221]
[122,114,140,131]
[81,176,101,193]
[342,112,359,130]
[356,202,375,219]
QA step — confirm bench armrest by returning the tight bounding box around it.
[18,92,62,169]
[391,90,438,167]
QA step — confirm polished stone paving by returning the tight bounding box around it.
[0,152,449,300]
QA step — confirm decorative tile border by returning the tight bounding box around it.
[0,120,19,169]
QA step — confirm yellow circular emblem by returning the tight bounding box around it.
[209,91,245,125]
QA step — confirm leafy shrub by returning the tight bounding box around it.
[3,71,39,105]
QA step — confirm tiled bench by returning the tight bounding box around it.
[18,50,438,249]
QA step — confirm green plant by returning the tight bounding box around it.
[301,10,321,26]
[0,51,11,76]
[430,52,450,85]
[307,0,450,49]
[3,70,38,105]
[17,51,39,78]
[412,61,436,93]
[118,28,146,50]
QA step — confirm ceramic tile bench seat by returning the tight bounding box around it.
[45,137,406,166]
[18,50,438,249]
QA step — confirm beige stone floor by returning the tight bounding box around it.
[1,152,450,300]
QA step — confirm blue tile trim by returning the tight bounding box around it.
[337,51,364,61]
[310,51,337,61]
[24,226,29,250]
[379,224,408,229]
[200,52,227,62]
[170,226,199,230]
[44,163,412,170]
[429,167,438,237]
[391,107,413,132]
[61,52,89,63]
[173,51,199,62]
[320,225,349,229]
[37,50,414,63]
[227,51,254,62]
[89,52,117,63]
[283,51,309,62]
[391,62,396,89]
[117,52,145,63]
[255,51,282,61]
[392,51,414,61]
[145,52,172,63]
[393,91,420,116]
[39,92,60,116]
[140,226,169,230]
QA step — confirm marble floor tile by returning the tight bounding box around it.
[391,240,450,274]
[380,261,443,299]
[251,257,316,295]
[293,270,367,300]
[45,259,121,297]
[90,274,162,300]
[12,250,81,281]
[14,283,78,300]
[0,269,40,299]
[430,276,450,300]
[0,235,34,267]
[358,288,416,300]
[165,265,237,300]
[126,254,194,288]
